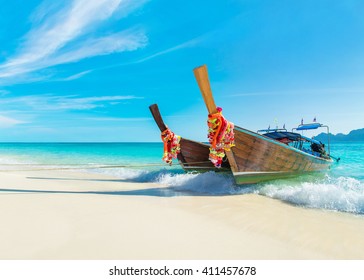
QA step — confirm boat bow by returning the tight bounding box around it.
[193,65,333,184]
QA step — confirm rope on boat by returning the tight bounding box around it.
[0,161,212,172]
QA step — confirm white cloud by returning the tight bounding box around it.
[114,0,150,19]
[131,36,203,64]
[95,34,206,71]
[229,88,364,97]
[0,94,142,111]
[49,29,147,66]
[0,0,148,80]
[60,70,93,81]
[0,115,26,127]
[87,117,151,122]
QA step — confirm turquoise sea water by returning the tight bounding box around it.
[0,142,363,214]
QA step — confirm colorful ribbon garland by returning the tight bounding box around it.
[207,107,235,168]
[161,128,181,165]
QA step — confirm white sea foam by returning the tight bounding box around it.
[0,155,37,170]
[1,142,363,214]
[87,166,149,180]
[0,156,24,165]
[87,167,364,214]
[88,167,252,195]
[256,176,364,214]
[156,172,242,195]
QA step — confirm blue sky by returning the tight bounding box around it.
[0,0,363,142]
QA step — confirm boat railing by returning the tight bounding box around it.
[292,123,331,156]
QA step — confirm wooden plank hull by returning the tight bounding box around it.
[178,138,230,172]
[193,64,333,185]
[149,104,230,172]
[231,126,333,184]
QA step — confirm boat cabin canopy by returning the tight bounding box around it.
[296,123,322,130]
[263,131,302,142]
[256,122,331,158]
[292,122,331,156]
[259,124,331,159]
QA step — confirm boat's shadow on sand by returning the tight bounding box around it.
[0,176,245,197]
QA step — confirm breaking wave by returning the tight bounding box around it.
[87,167,251,195]
[2,142,363,214]
[256,175,364,214]
[89,167,364,214]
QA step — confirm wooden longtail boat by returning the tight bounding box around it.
[193,65,334,184]
[149,104,230,171]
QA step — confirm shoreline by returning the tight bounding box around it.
[1,169,364,259]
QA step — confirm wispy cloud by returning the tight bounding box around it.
[49,28,147,66]
[0,115,26,127]
[0,0,148,81]
[229,88,364,97]
[131,36,203,64]
[0,94,142,111]
[94,35,205,71]
[59,70,93,81]
[125,24,230,65]
[87,117,152,122]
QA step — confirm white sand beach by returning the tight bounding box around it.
[1,169,364,260]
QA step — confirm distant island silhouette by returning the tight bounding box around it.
[315,128,364,142]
